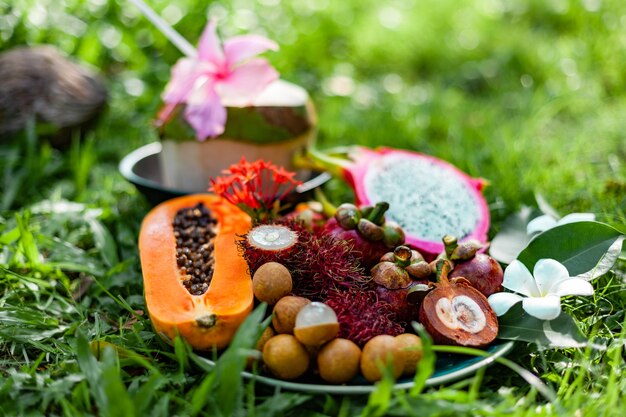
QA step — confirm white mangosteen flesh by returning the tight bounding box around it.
[435,295,486,334]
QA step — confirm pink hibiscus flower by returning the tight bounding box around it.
[158,19,279,140]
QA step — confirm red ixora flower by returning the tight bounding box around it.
[209,157,302,223]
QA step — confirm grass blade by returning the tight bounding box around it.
[431,345,557,403]
[86,216,119,267]
[409,323,436,396]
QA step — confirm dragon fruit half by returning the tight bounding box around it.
[305,146,490,260]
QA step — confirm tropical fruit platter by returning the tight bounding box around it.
[138,149,507,387]
[131,16,620,390]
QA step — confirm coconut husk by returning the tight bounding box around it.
[157,79,316,144]
[0,45,107,147]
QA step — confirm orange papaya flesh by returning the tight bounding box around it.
[139,194,253,350]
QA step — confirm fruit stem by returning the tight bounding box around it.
[393,246,412,268]
[442,235,458,259]
[435,259,453,285]
[313,188,337,218]
[297,146,353,178]
[366,201,389,225]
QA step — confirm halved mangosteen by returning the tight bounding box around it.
[419,260,498,347]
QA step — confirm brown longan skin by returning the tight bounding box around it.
[395,333,423,376]
[360,335,405,383]
[262,334,310,380]
[317,338,362,384]
[256,326,276,351]
[272,296,311,334]
[252,262,293,305]
[294,322,340,346]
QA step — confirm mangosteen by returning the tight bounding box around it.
[371,246,434,323]
[419,260,498,347]
[441,235,504,297]
[323,202,406,268]
[449,253,504,297]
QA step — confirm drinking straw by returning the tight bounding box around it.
[127,0,197,57]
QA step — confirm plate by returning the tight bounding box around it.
[119,142,331,206]
[198,340,514,394]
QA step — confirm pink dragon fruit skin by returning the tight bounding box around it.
[307,146,490,260]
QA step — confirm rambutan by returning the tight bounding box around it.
[238,220,308,274]
[300,234,370,298]
[239,219,370,300]
[326,289,404,346]
[240,218,404,346]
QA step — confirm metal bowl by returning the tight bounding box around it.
[119,142,330,206]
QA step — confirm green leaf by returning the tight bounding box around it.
[187,304,270,417]
[432,344,557,403]
[497,302,588,348]
[69,134,96,197]
[575,236,624,281]
[77,333,137,417]
[189,372,219,417]
[517,221,625,278]
[362,371,393,417]
[133,373,168,415]
[89,341,156,373]
[40,235,106,276]
[99,347,136,417]
[0,266,53,289]
[173,335,190,376]
[0,226,20,245]
[75,332,106,407]
[255,392,311,416]
[29,200,118,267]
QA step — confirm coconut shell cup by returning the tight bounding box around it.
[156,79,317,192]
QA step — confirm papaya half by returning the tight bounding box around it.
[139,194,253,350]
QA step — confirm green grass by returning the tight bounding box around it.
[1,0,625,415]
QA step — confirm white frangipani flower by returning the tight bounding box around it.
[526,213,596,236]
[488,259,594,320]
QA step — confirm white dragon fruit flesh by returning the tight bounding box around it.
[307,146,490,260]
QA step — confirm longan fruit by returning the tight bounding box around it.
[395,333,423,376]
[252,262,292,305]
[317,338,361,384]
[262,334,309,380]
[360,335,405,383]
[272,296,310,334]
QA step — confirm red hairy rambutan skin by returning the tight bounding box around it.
[326,289,404,346]
[242,219,405,346]
[238,220,308,272]
[301,234,371,298]
[239,219,370,300]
